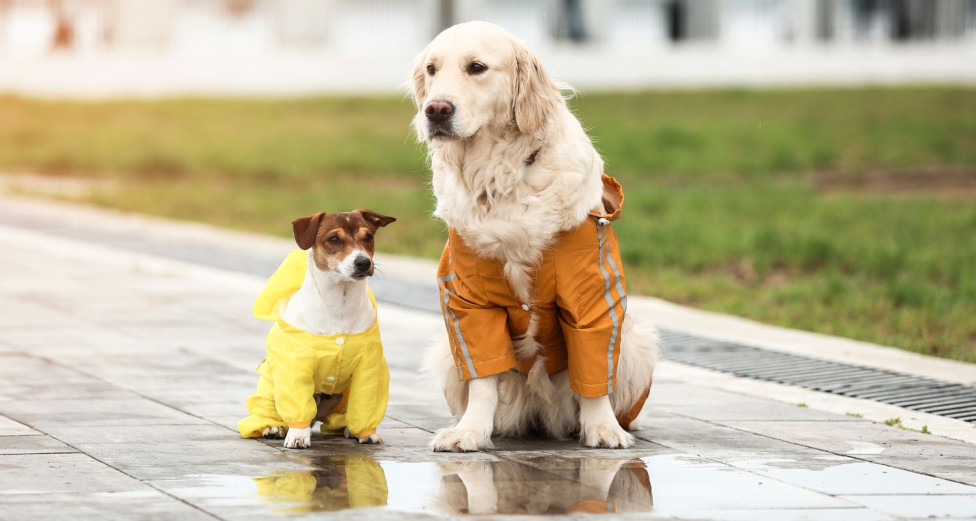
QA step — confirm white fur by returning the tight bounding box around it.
[276,249,383,446]
[280,250,376,336]
[283,426,311,449]
[413,22,660,451]
[430,375,498,452]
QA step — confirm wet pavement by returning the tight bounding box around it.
[2,196,976,520]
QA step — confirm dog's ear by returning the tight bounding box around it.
[512,43,561,135]
[410,50,428,109]
[292,212,325,250]
[358,209,397,230]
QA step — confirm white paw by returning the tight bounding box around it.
[581,422,635,449]
[261,426,284,439]
[283,427,311,449]
[430,426,493,452]
[358,433,384,444]
[343,428,383,444]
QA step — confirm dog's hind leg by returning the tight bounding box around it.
[430,374,499,452]
[609,314,659,430]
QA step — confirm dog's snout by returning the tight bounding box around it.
[353,256,372,273]
[425,100,455,123]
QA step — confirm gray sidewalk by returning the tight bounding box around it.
[2,196,976,520]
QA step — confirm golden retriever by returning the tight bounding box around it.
[411,21,659,451]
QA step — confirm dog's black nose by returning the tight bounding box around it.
[353,256,372,273]
[425,100,454,123]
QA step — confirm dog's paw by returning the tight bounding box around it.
[358,433,384,444]
[283,427,311,449]
[343,428,383,444]
[261,426,285,439]
[430,426,493,452]
[581,422,635,449]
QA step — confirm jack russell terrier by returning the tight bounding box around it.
[238,209,396,449]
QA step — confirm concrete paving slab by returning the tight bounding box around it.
[840,495,976,519]
[0,415,38,436]
[634,416,856,461]
[0,434,78,455]
[0,398,210,428]
[651,382,868,422]
[676,508,897,521]
[0,493,215,521]
[0,453,151,495]
[39,424,315,482]
[724,420,976,487]
[729,457,976,495]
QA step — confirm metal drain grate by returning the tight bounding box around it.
[659,329,976,423]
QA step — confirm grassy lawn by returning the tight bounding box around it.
[0,87,973,361]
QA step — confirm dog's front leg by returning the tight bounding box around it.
[579,395,635,449]
[283,426,311,449]
[430,374,498,452]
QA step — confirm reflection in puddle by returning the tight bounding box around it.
[436,459,652,515]
[252,456,652,515]
[254,457,388,513]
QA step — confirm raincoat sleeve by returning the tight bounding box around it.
[268,336,318,429]
[344,339,390,439]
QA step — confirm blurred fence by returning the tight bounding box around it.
[2,0,975,58]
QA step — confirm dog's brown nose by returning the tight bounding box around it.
[425,100,454,123]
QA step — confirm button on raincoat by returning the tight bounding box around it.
[437,174,647,426]
[238,250,390,440]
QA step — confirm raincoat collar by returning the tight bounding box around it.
[252,249,378,339]
[589,174,625,222]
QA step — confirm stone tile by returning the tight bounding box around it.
[39,423,314,481]
[650,382,864,422]
[730,458,976,496]
[0,493,215,521]
[0,299,89,328]
[0,453,146,495]
[0,415,38,435]
[677,507,895,521]
[0,398,208,428]
[724,420,976,486]
[149,469,446,520]
[0,434,77,455]
[841,494,976,518]
[0,325,144,349]
[634,416,840,460]
[0,353,105,386]
[638,453,856,516]
[0,382,138,402]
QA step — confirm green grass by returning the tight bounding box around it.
[0,87,973,361]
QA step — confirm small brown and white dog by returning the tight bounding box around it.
[238,209,395,449]
[410,21,659,452]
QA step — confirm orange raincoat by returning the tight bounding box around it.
[437,175,646,425]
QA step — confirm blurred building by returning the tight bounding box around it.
[0,0,974,96]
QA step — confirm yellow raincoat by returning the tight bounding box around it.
[253,457,388,512]
[238,250,390,439]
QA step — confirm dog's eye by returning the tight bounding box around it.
[363,233,373,243]
[466,62,487,75]
[426,64,436,76]
[327,236,340,244]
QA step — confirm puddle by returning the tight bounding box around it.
[249,455,653,515]
[159,452,976,517]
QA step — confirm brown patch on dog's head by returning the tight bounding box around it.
[291,209,396,277]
